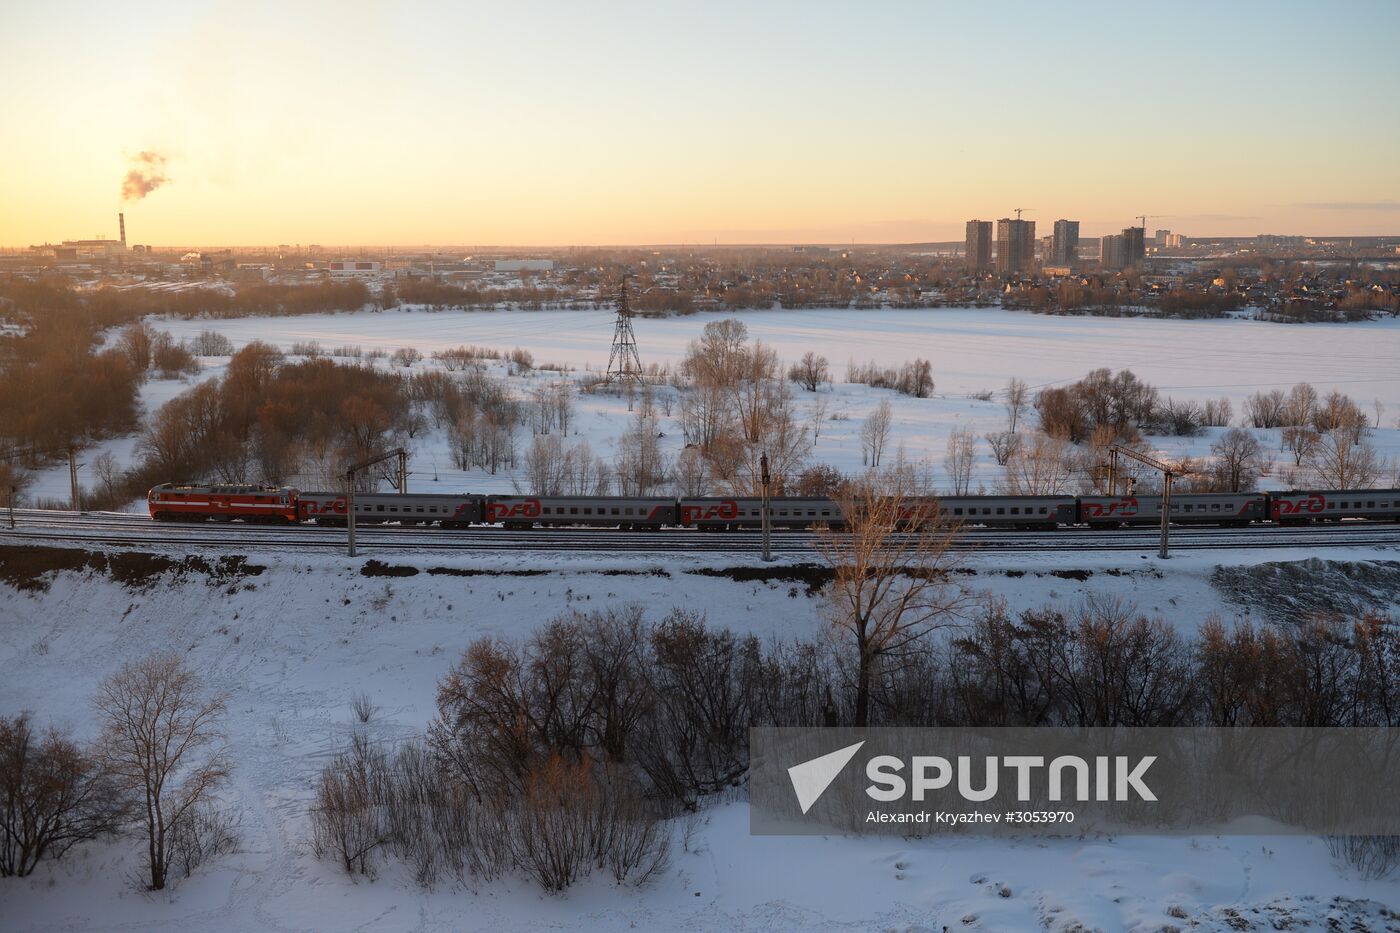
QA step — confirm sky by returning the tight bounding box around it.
[2,0,1398,247]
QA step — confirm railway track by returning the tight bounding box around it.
[1,509,1397,555]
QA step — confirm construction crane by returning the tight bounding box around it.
[1013,207,1033,220]
[1135,214,1162,229]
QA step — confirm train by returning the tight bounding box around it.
[147,483,1400,530]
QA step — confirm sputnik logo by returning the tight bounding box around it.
[787,741,865,814]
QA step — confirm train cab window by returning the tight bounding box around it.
[570,507,579,515]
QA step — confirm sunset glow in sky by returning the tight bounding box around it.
[3,0,1398,246]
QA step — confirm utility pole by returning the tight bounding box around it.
[760,451,773,562]
[7,486,15,529]
[346,468,357,557]
[606,277,644,385]
[344,447,408,557]
[1109,445,1176,559]
[68,446,80,512]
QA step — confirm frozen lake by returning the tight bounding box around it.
[156,306,1400,409]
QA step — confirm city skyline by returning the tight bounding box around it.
[3,0,1398,247]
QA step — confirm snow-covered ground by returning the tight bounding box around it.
[4,543,1400,931]
[23,306,1400,504]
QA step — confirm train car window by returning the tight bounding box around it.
[1039,507,1048,514]
[953,508,963,516]
[611,508,620,515]
[625,508,634,515]
[822,510,831,517]
[570,507,579,515]
[1368,501,1375,509]
[376,505,385,512]
[584,508,593,515]
[416,507,424,513]
[1010,507,1019,515]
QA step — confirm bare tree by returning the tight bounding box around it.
[1004,377,1029,433]
[943,426,976,495]
[984,430,1020,467]
[94,654,230,890]
[671,447,709,497]
[311,732,390,877]
[860,400,893,468]
[1210,427,1263,492]
[523,434,569,495]
[1282,383,1318,428]
[614,392,669,495]
[1313,391,1369,444]
[788,352,830,392]
[1281,426,1319,467]
[809,394,830,440]
[1306,430,1384,488]
[1202,397,1233,428]
[1001,431,1076,495]
[815,474,966,727]
[0,714,127,877]
[1244,389,1287,429]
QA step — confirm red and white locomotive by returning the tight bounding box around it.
[148,483,299,524]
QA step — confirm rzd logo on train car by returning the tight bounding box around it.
[1084,497,1139,518]
[681,501,739,522]
[1273,494,1325,518]
[488,499,542,520]
[302,497,348,515]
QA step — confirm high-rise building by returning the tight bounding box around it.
[1122,226,1146,266]
[1154,229,1171,247]
[1051,219,1080,267]
[965,220,992,273]
[1165,232,1185,249]
[1100,234,1126,271]
[996,218,1036,275]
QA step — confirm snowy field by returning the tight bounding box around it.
[24,306,1400,504]
[4,545,1400,931]
[7,307,1400,929]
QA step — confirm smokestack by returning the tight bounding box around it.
[118,212,126,247]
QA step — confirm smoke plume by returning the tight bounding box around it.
[121,151,169,201]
